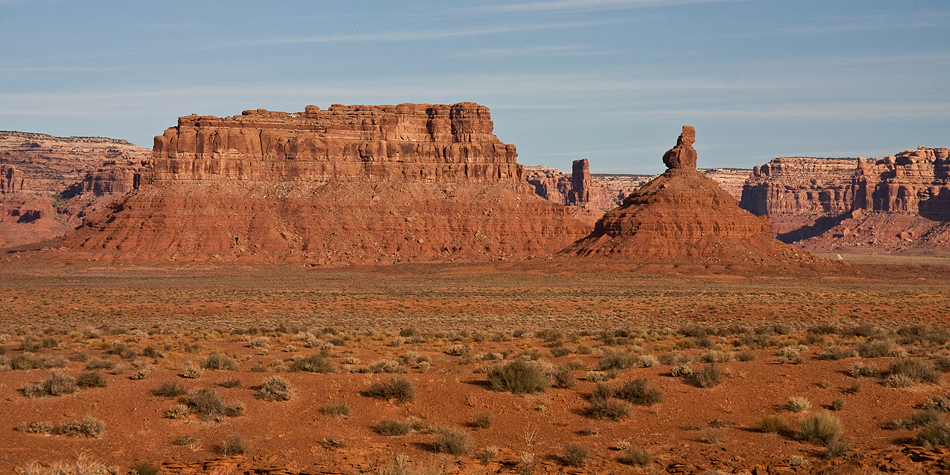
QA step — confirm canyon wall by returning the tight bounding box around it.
[63,103,589,263]
[0,131,149,248]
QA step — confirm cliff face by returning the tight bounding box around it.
[63,103,589,263]
[741,147,950,255]
[0,131,149,248]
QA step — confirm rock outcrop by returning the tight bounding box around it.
[740,157,857,241]
[567,159,591,205]
[0,131,149,248]
[62,103,589,263]
[563,126,815,266]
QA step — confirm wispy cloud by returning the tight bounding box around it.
[611,102,950,120]
[454,44,611,59]
[242,20,615,46]
[468,0,750,14]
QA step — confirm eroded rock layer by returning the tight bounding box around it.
[63,103,589,262]
[564,127,814,266]
[0,131,149,248]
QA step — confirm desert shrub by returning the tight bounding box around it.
[702,350,734,364]
[736,351,757,362]
[20,336,41,352]
[857,339,894,358]
[562,443,590,467]
[551,365,576,389]
[323,402,350,417]
[23,372,77,398]
[181,365,204,379]
[172,435,197,446]
[257,376,295,401]
[476,446,499,465]
[917,422,950,446]
[218,378,242,388]
[364,377,414,403]
[757,414,788,434]
[596,349,637,371]
[86,358,115,371]
[201,353,239,371]
[799,411,843,446]
[290,354,335,373]
[586,371,609,382]
[250,362,267,372]
[687,364,722,388]
[55,416,105,438]
[586,399,631,421]
[487,359,550,394]
[787,397,811,413]
[777,347,802,364]
[816,346,854,360]
[618,447,652,466]
[369,359,404,373]
[129,361,153,380]
[433,427,472,455]
[831,398,846,411]
[670,362,693,377]
[884,373,917,388]
[703,428,726,444]
[847,362,881,377]
[614,378,662,406]
[11,353,39,370]
[133,461,161,475]
[164,404,190,419]
[899,409,944,429]
[152,381,188,398]
[141,346,164,359]
[185,388,227,418]
[76,372,108,388]
[591,382,613,402]
[217,436,247,456]
[377,417,420,436]
[888,358,940,385]
[17,420,55,434]
[823,439,852,459]
[473,412,493,429]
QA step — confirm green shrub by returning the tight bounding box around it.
[614,378,662,406]
[152,381,188,398]
[363,377,414,403]
[257,376,295,401]
[562,443,590,467]
[487,359,550,394]
[433,427,472,455]
[687,364,723,388]
[290,354,335,373]
[799,411,843,446]
[76,372,108,388]
[618,447,652,466]
[201,353,239,371]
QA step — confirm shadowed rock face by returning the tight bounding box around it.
[564,126,816,266]
[63,103,589,263]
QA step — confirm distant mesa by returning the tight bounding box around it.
[563,126,817,267]
[60,103,589,263]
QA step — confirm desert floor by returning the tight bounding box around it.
[2,255,950,474]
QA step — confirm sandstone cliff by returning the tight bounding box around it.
[0,131,149,248]
[563,126,815,267]
[63,103,589,263]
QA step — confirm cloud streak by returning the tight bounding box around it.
[468,0,750,14]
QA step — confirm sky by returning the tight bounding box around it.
[1,1,948,174]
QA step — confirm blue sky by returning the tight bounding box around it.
[1,1,948,173]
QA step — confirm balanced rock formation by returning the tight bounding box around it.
[63,103,589,263]
[0,131,149,248]
[563,126,814,266]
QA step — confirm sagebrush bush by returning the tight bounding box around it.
[201,353,239,371]
[857,339,894,358]
[473,412,493,429]
[23,371,77,398]
[848,362,881,378]
[787,397,811,413]
[889,358,940,385]
[217,436,246,456]
[55,416,105,438]
[152,381,188,398]
[376,417,420,436]
[687,364,722,388]
[562,443,590,467]
[433,427,472,455]
[323,402,350,417]
[290,354,335,373]
[257,376,295,401]
[76,372,108,388]
[487,359,550,394]
[363,377,414,403]
[586,399,631,421]
[551,365,576,389]
[596,349,637,371]
[614,378,663,406]
[757,414,788,434]
[917,422,950,446]
[799,411,843,446]
[618,447,652,466]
